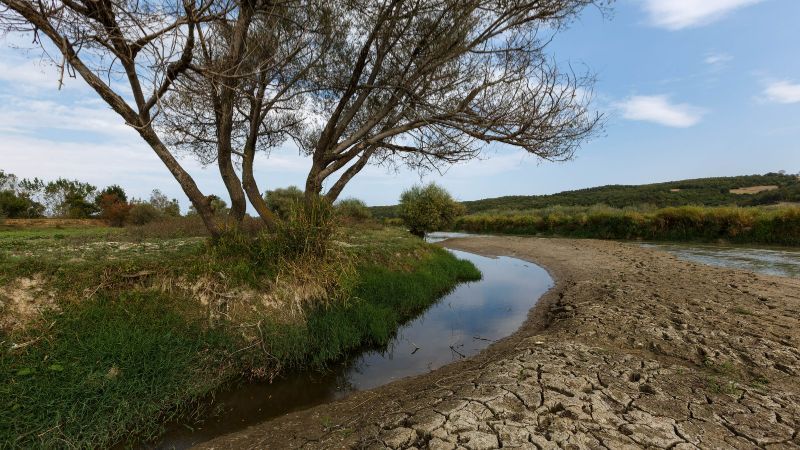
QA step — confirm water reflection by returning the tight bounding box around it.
[151,247,551,449]
[641,243,800,278]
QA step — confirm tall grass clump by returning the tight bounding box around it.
[452,205,800,246]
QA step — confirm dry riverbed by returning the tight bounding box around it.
[197,236,800,449]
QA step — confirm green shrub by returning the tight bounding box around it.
[127,203,160,225]
[263,186,304,220]
[335,198,372,221]
[399,183,466,237]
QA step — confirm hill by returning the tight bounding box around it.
[371,173,800,218]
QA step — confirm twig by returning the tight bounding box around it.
[449,345,466,358]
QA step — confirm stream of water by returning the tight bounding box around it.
[151,242,551,449]
[641,242,800,278]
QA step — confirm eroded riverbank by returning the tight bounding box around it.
[153,249,551,448]
[197,236,800,449]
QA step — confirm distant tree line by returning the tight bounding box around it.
[0,169,180,225]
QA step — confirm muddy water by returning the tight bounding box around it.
[151,243,551,449]
[642,243,800,278]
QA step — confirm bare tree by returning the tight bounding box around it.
[0,0,238,235]
[0,0,330,235]
[158,1,332,227]
[299,0,605,202]
[0,0,604,236]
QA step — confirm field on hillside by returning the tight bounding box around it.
[0,221,478,448]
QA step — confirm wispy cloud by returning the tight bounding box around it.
[763,80,800,104]
[617,95,705,128]
[642,0,764,30]
[704,52,733,67]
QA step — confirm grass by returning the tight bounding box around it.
[0,222,479,448]
[0,292,237,448]
[451,204,800,246]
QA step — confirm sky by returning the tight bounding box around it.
[1,0,799,210]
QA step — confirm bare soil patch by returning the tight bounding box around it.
[0,275,57,332]
[0,218,107,228]
[730,185,779,195]
[196,237,800,449]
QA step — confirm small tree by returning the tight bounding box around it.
[43,179,97,218]
[398,183,466,238]
[264,186,305,220]
[335,198,372,222]
[95,185,130,226]
[149,190,181,217]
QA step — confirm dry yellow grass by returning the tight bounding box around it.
[729,185,779,195]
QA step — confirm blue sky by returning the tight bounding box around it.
[1,0,799,209]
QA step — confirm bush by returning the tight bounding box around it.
[335,198,371,221]
[127,203,160,225]
[263,186,304,220]
[0,190,44,218]
[96,192,131,227]
[399,183,466,237]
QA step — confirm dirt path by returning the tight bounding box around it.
[197,237,800,449]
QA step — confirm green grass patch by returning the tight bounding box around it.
[258,247,481,370]
[0,292,238,448]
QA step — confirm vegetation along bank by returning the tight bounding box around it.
[451,205,800,246]
[0,219,479,448]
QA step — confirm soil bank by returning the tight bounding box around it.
[197,236,800,449]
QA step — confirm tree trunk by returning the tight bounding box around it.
[138,127,221,238]
[217,148,247,225]
[241,151,278,229]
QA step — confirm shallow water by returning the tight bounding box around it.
[641,243,800,278]
[151,246,552,449]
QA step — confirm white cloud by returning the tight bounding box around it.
[0,96,133,137]
[642,0,764,30]
[704,53,733,67]
[617,95,705,128]
[763,80,800,104]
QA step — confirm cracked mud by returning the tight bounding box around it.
[197,237,800,449]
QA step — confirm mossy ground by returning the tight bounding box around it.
[0,223,479,448]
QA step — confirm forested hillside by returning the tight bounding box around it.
[371,173,800,218]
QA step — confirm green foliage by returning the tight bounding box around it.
[94,185,128,205]
[44,178,99,218]
[263,186,304,220]
[0,190,44,218]
[399,183,466,237]
[127,203,160,225]
[453,205,800,246]
[335,198,372,221]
